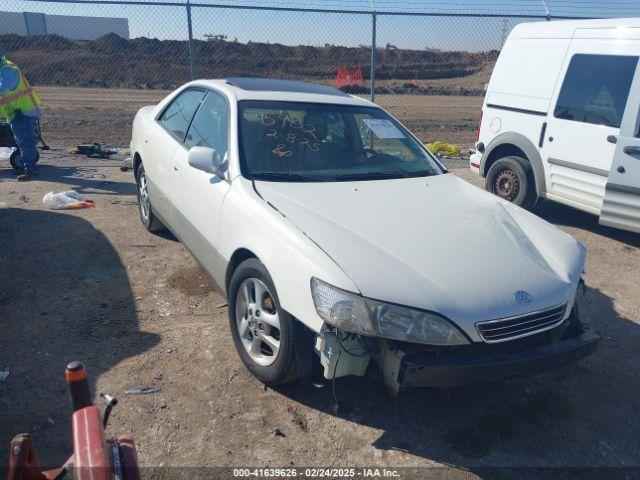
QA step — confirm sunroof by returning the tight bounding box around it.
[226,77,349,97]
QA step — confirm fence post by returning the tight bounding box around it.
[370,11,377,102]
[186,0,195,80]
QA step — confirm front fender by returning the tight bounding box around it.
[218,178,358,333]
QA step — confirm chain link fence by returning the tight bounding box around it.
[1,0,639,148]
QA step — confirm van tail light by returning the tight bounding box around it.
[475,110,483,144]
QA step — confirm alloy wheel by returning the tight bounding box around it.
[235,278,281,367]
[138,171,150,221]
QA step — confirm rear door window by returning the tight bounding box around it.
[554,54,638,128]
[158,89,206,141]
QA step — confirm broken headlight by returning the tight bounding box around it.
[366,299,469,345]
[311,278,469,345]
[311,278,375,335]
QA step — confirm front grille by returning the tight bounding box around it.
[476,303,568,343]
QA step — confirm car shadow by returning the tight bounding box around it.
[275,285,640,476]
[0,208,160,469]
[0,162,136,197]
[533,198,640,248]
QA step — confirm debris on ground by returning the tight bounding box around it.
[153,373,163,380]
[43,191,95,210]
[0,369,9,382]
[271,427,286,437]
[69,143,125,159]
[426,141,461,157]
[120,156,134,172]
[124,384,161,395]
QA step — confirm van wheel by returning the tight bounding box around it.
[486,156,536,209]
[228,258,298,385]
[135,163,165,232]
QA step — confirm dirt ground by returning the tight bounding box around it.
[1,146,639,480]
[35,86,482,148]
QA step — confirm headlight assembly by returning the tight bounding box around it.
[366,299,469,345]
[310,278,375,335]
[311,278,469,345]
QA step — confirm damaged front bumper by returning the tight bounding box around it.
[380,317,600,394]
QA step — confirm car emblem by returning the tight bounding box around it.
[515,290,532,304]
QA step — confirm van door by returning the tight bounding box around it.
[541,28,640,214]
[599,63,640,232]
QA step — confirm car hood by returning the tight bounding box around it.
[254,174,585,339]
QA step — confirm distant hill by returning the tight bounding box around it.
[1,33,498,94]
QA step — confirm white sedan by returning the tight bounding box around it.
[130,78,599,393]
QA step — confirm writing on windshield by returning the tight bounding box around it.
[259,111,322,159]
[239,100,443,182]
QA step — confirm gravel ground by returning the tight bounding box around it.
[1,148,639,479]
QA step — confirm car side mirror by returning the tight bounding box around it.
[188,147,223,176]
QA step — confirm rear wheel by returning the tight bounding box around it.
[486,156,536,209]
[135,163,165,232]
[228,258,298,385]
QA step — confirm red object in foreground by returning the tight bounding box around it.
[72,407,112,480]
[7,362,141,480]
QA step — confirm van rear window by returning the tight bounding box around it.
[554,54,638,129]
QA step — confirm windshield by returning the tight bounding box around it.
[238,100,444,182]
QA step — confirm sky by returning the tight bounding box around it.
[3,0,640,52]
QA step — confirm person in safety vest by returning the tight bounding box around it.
[0,43,43,181]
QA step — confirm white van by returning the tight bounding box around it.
[470,18,640,233]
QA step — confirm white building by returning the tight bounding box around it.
[0,11,129,39]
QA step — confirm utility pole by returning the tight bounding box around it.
[540,0,551,20]
[501,18,509,49]
[369,0,376,102]
[186,0,195,80]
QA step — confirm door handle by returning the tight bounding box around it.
[607,135,617,144]
[623,145,640,155]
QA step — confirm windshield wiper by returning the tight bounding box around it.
[252,172,319,182]
[330,172,427,181]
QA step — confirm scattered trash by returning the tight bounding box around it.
[426,141,461,157]
[216,302,228,309]
[43,190,95,210]
[0,369,9,382]
[160,399,168,409]
[47,417,55,425]
[271,427,286,437]
[124,384,161,395]
[111,199,138,205]
[120,156,134,172]
[153,373,163,380]
[69,143,119,158]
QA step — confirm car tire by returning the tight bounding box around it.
[486,156,536,209]
[228,258,299,385]
[9,149,23,171]
[135,163,165,232]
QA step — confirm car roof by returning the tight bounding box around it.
[226,77,349,97]
[511,17,640,39]
[190,78,376,107]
